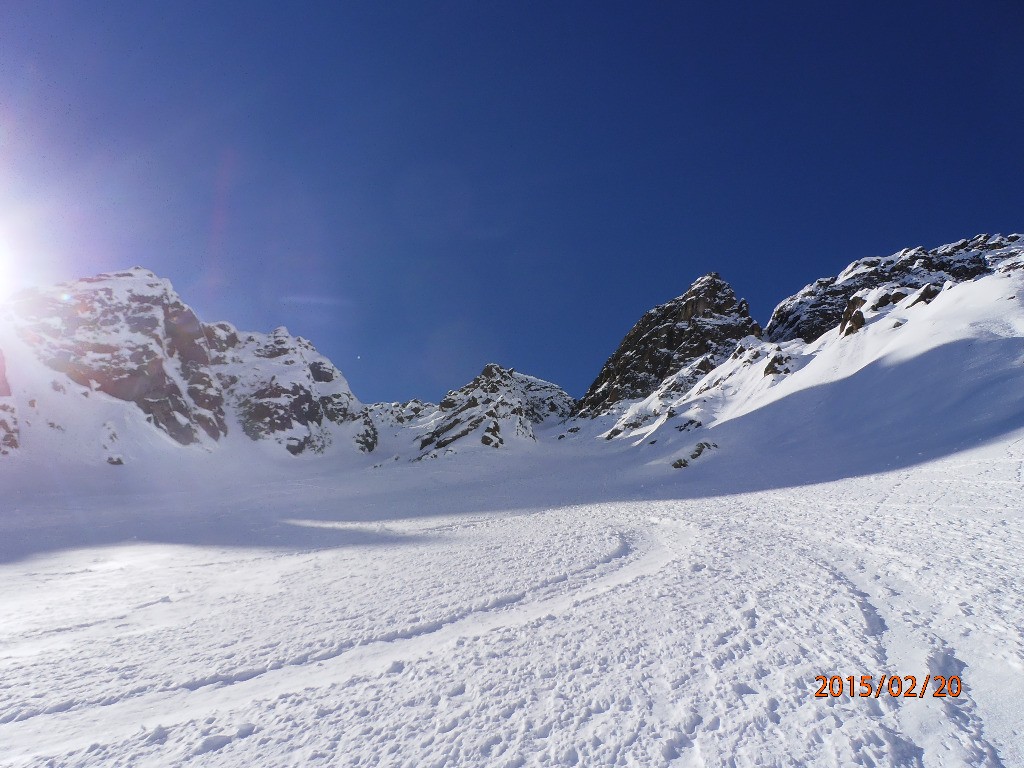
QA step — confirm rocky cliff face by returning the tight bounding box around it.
[7,269,228,445]
[4,268,362,456]
[203,323,361,455]
[357,363,574,461]
[419,363,574,455]
[766,234,1023,343]
[574,273,761,417]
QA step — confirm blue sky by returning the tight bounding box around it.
[1,1,1022,402]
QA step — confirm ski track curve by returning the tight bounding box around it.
[0,513,690,766]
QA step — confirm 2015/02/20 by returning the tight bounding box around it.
[814,674,962,699]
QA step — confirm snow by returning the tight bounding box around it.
[1,433,1021,766]
[2,249,1024,765]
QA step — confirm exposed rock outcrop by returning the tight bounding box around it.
[766,234,1023,343]
[358,363,574,460]
[205,324,360,455]
[5,269,361,455]
[575,273,761,417]
[8,269,225,445]
[418,363,573,454]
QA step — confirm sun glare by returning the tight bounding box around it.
[0,233,14,301]
[0,225,37,301]
[0,240,9,300]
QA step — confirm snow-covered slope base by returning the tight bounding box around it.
[1,434,1021,767]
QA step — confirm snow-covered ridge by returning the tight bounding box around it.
[1,233,1022,465]
[203,322,362,455]
[0,268,365,459]
[766,233,1023,343]
[357,362,575,462]
[0,269,573,463]
[5,267,228,446]
[554,233,1024,451]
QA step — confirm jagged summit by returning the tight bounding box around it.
[1,270,361,457]
[766,233,1023,343]
[355,362,574,461]
[574,273,761,417]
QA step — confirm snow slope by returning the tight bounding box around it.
[1,430,1021,767]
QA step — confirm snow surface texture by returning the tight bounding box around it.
[2,430,1022,766]
[2,235,1024,766]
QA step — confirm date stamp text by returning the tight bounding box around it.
[814,674,962,699]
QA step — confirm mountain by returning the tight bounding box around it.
[0,268,363,460]
[573,273,761,418]
[1,233,1023,468]
[203,323,361,455]
[356,363,574,462]
[565,233,1024,456]
[0,269,572,463]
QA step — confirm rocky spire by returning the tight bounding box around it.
[574,273,761,417]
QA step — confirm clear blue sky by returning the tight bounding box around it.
[1,1,1022,402]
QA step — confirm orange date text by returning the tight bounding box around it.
[814,674,962,699]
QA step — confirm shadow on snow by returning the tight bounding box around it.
[3,336,1022,564]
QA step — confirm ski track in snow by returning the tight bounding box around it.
[1,441,1023,767]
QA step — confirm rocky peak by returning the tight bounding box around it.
[766,233,1023,343]
[417,362,574,456]
[356,363,574,460]
[210,323,361,455]
[4,269,361,456]
[6,270,226,445]
[574,273,761,417]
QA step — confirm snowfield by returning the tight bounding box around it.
[2,434,1022,767]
